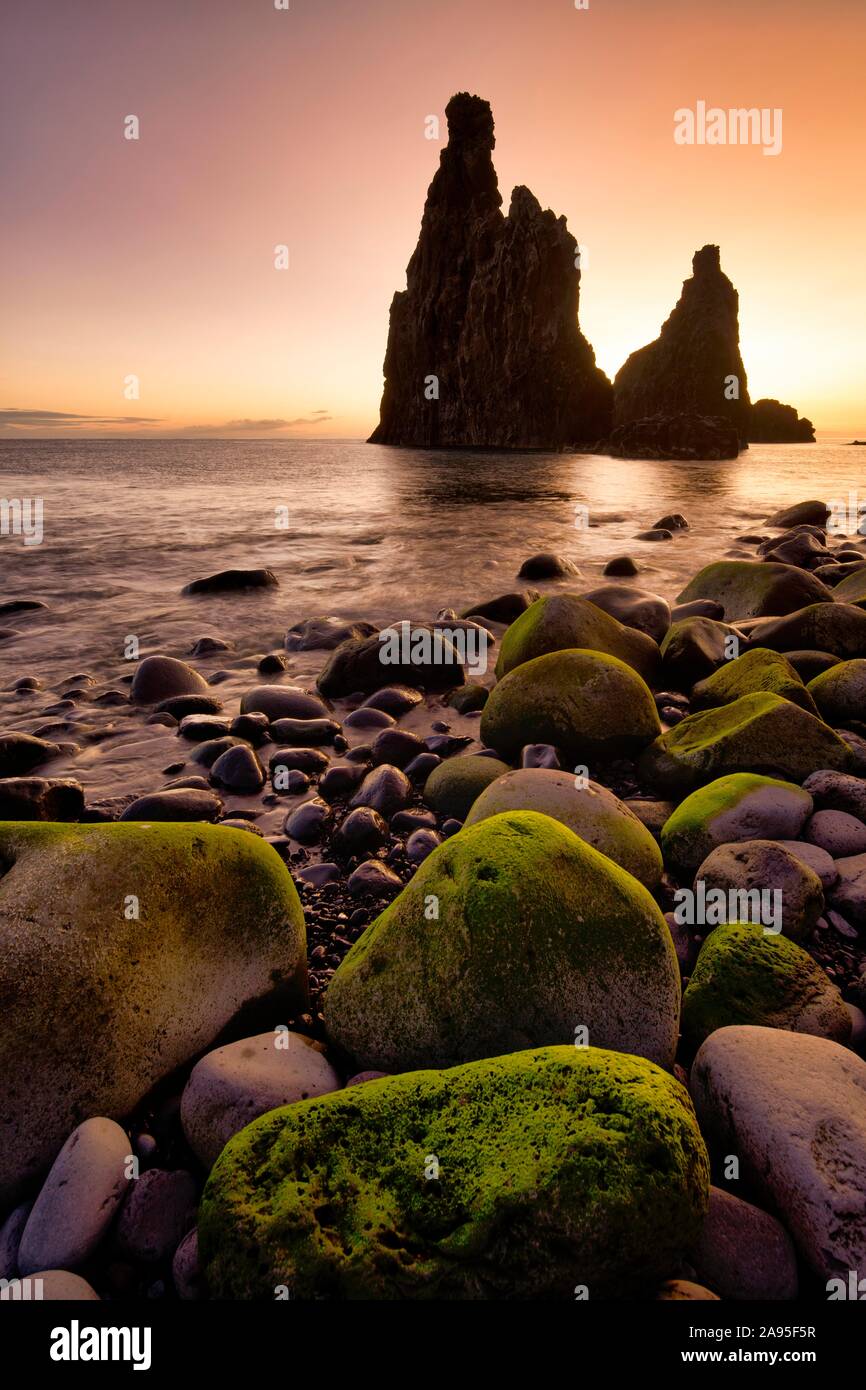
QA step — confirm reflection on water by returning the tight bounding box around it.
[0,436,858,691]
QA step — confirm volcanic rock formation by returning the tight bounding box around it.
[368,93,612,449]
[613,245,752,445]
[749,398,815,443]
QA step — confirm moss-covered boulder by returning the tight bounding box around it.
[481,649,661,765]
[324,811,680,1071]
[495,594,660,683]
[675,561,832,622]
[423,754,509,820]
[0,822,308,1205]
[682,923,850,1052]
[445,683,489,713]
[830,567,866,608]
[465,768,663,888]
[691,648,818,714]
[639,692,856,796]
[199,1045,709,1299]
[807,660,866,727]
[748,603,866,659]
[661,773,813,875]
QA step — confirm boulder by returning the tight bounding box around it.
[803,769,866,821]
[318,627,464,697]
[690,1187,798,1300]
[639,692,857,796]
[691,648,817,714]
[828,852,866,927]
[130,656,209,704]
[481,649,660,765]
[605,412,740,461]
[239,685,327,721]
[17,1118,130,1275]
[115,1168,198,1263]
[0,822,307,1204]
[660,772,813,875]
[805,809,866,857]
[675,562,832,622]
[495,594,660,683]
[324,811,680,1071]
[765,500,830,528]
[748,603,866,659]
[182,568,278,595]
[807,659,866,726]
[119,788,224,822]
[682,922,850,1050]
[181,1031,341,1168]
[465,768,664,888]
[423,754,509,820]
[691,1026,866,1280]
[693,840,824,941]
[0,777,84,821]
[659,616,742,690]
[517,553,579,580]
[0,733,60,778]
[285,616,378,651]
[578,583,671,643]
[199,1045,708,1299]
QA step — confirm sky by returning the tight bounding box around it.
[1,0,864,438]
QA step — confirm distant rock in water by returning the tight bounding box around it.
[613,246,752,446]
[605,412,741,461]
[368,93,612,448]
[748,398,815,443]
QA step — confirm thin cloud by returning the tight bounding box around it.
[178,414,333,434]
[0,408,162,429]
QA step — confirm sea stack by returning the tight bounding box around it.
[368,93,613,449]
[613,245,752,445]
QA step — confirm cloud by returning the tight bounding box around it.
[178,414,333,435]
[0,408,162,429]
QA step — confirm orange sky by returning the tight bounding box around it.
[2,0,864,437]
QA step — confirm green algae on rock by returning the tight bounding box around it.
[748,602,866,660]
[494,594,660,683]
[423,753,509,820]
[639,691,856,796]
[807,659,866,727]
[199,1045,709,1299]
[675,561,832,622]
[691,647,818,714]
[481,648,661,764]
[0,821,308,1205]
[464,767,664,889]
[324,810,680,1071]
[682,922,851,1052]
[660,772,813,875]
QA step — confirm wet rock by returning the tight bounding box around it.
[229,712,270,745]
[240,685,327,721]
[181,1031,341,1169]
[344,706,395,730]
[178,714,232,741]
[130,656,209,704]
[423,753,509,822]
[496,592,660,684]
[190,735,244,768]
[318,628,464,697]
[115,1169,198,1263]
[517,553,580,580]
[346,860,403,897]
[828,852,866,927]
[210,745,265,792]
[803,769,866,821]
[295,862,340,888]
[283,798,332,843]
[285,616,378,652]
[190,636,232,656]
[370,727,426,768]
[156,694,223,720]
[445,682,488,713]
[318,761,367,800]
[603,555,638,576]
[405,828,442,863]
[0,777,84,822]
[460,591,539,625]
[258,653,287,674]
[748,602,866,660]
[120,789,224,822]
[765,500,830,528]
[579,583,671,643]
[349,765,412,818]
[671,598,724,622]
[183,568,278,595]
[659,616,741,690]
[270,717,341,745]
[360,685,424,717]
[0,732,60,777]
[405,751,440,782]
[334,806,389,856]
[269,747,330,778]
[18,1118,130,1275]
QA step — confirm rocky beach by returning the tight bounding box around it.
[3,482,866,1302]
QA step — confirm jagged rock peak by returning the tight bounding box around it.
[613,244,751,443]
[369,94,612,449]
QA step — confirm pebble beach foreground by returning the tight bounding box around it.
[2,498,866,1302]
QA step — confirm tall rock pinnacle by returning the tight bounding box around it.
[612,245,752,442]
[369,93,613,448]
